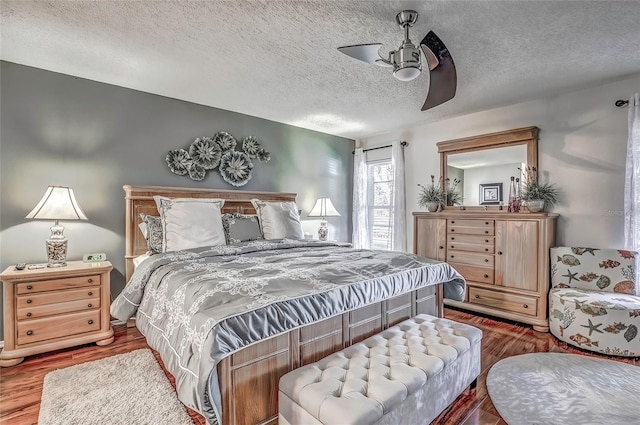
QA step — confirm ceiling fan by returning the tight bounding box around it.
[337,10,457,111]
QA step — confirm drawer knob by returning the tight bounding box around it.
[26,299,32,304]
[451,229,455,232]
[474,295,480,299]
[485,221,489,225]
[450,245,455,249]
[88,278,93,283]
[484,259,489,263]
[451,237,455,240]
[498,251,503,255]
[523,304,529,309]
[485,239,489,243]
[439,246,444,250]
[450,255,455,259]
[88,303,93,308]
[88,320,94,325]
[484,274,489,278]
[88,292,93,296]
[451,221,455,224]
[26,285,33,290]
[26,330,33,336]
[485,230,489,234]
[485,248,489,252]
[26,312,32,317]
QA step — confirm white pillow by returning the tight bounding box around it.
[251,199,304,240]
[154,196,226,252]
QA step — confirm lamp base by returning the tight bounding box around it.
[318,220,328,241]
[46,224,67,267]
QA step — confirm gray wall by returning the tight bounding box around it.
[0,61,354,340]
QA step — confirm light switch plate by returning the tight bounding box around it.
[83,253,107,262]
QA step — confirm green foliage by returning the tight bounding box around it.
[520,166,560,209]
[445,178,463,206]
[417,175,444,208]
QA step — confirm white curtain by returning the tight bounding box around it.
[624,93,640,295]
[391,142,407,251]
[352,147,370,249]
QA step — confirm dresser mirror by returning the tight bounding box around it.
[437,126,539,209]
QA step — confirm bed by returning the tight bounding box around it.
[111,185,466,425]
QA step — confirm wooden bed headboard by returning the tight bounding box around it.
[123,184,297,281]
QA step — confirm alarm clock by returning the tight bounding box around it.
[83,253,107,262]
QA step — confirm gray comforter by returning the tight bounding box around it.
[110,239,465,425]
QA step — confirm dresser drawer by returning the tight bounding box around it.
[448,242,495,254]
[449,262,494,284]
[447,219,494,228]
[17,296,100,320]
[447,251,494,267]
[16,275,100,294]
[448,234,494,245]
[468,287,537,316]
[16,310,101,346]
[448,226,495,236]
[17,287,99,309]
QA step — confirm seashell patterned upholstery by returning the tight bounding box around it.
[549,247,640,357]
[278,314,482,425]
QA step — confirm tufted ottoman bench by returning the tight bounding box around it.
[278,314,483,425]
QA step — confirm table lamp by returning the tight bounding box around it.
[25,186,88,267]
[308,197,340,241]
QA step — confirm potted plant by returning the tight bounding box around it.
[520,166,559,212]
[418,175,445,212]
[445,177,463,206]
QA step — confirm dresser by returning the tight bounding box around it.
[0,261,114,366]
[414,212,557,332]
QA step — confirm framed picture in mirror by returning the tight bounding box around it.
[479,183,503,205]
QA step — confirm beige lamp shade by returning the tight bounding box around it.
[308,197,340,219]
[25,186,88,221]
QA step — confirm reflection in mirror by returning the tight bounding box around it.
[447,145,527,206]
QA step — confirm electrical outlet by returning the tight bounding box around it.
[83,253,107,262]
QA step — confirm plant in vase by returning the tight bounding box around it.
[445,178,463,206]
[418,175,445,212]
[520,166,559,212]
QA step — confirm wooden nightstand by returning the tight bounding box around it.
[0,261,114,367]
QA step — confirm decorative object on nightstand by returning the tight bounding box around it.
[25,186,88,268]
[308,197,341,241]
[0,261,114,367]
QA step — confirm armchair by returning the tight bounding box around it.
[549,247,640,357]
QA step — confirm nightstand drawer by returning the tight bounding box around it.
[17,287,100,309]
[16,275,100,294]
[17,296,100,320]
[16,310,101,345]
[447,219,494,228]
[469,287,537,316]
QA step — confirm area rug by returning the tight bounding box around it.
[38,349,193,425]
[486,353,640,425]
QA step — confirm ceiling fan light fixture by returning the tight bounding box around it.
[393,65,421,81]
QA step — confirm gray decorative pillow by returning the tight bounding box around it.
[139,213,163,254]
[222,213,263,245]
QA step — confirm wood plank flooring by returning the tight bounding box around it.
[1,308,637,425]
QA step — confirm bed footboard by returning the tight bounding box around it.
[218,286,441,425]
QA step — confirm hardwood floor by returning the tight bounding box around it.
[1,308,637,425]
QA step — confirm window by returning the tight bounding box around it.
[367,159,393,250]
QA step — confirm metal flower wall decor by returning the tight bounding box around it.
[166,131,271,186]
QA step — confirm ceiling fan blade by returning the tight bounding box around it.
[419,31,457,111]
[337,43,389,66]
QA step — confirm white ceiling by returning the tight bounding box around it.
[2,1,639,139]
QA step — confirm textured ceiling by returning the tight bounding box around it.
[2,1,640,139]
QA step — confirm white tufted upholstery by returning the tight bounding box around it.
[279,314,483,425]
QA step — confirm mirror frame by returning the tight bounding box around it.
[437,126,539,210]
